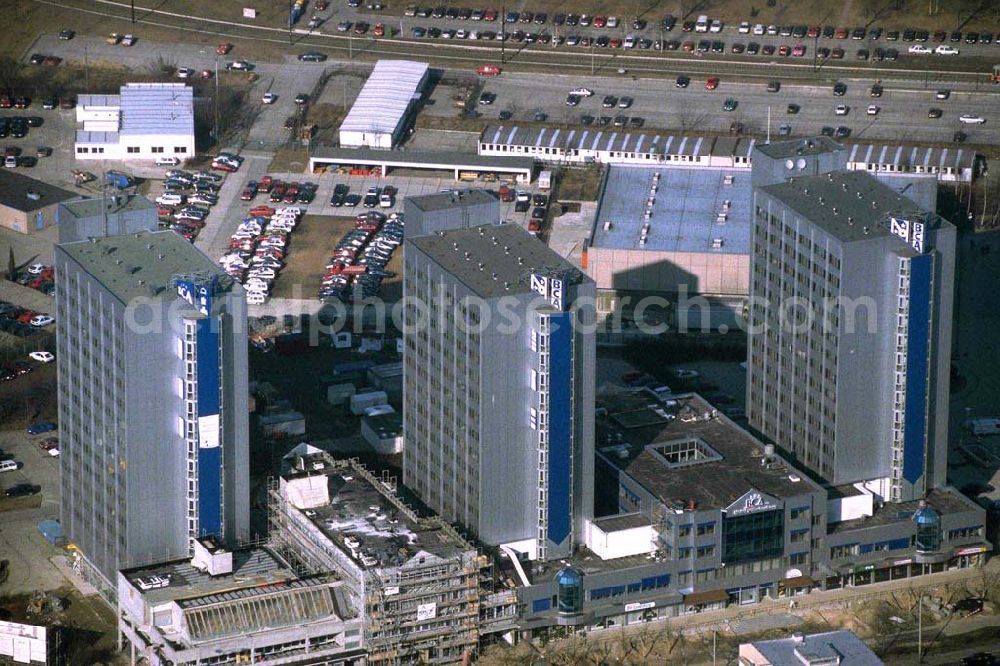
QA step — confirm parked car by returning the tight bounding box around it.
[29,351,54,363]
[5,483,40,497]
[27,421,57,435]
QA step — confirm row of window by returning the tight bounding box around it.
[588,574,672,601]
[126,146,188,154]
[480,142,707,163]
[77,145,188,154]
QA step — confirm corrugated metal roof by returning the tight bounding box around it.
[847,143,976,169]
[340,60,428,136]
[119,83,193,136]
[479,125,716,157]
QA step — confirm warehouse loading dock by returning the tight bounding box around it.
[309,147,534,183]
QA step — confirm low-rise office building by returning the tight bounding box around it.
[75,83,195,161]
[0,170,76,234]
[118,538,364,666]
[508,391,988,633]
[739,630,883,666]
[477,127,980,183]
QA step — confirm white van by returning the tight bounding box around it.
[695,15,709,32]
[0,460,19,473]
[155,155,181,167]
[156,193,185,206]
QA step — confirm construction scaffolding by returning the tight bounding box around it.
[268,456,500,665]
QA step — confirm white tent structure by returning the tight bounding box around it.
[339,60,429,150]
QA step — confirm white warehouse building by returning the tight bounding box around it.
[338,60,429,150]
[75,83,195,161]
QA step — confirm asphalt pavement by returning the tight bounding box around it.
[30,31,999,147]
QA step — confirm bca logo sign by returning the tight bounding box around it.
[726,488,780,516]
[177,281,211,316]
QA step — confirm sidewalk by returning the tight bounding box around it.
[592,560,993,639]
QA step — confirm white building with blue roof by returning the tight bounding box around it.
[75,82,195,161]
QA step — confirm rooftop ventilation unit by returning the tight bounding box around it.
[603,221,613,231]
[711,238,724,249]
[723,175,734,185]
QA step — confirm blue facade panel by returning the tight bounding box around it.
[547,312,573,545]
[903,254,933,485]
[196,316,222,537]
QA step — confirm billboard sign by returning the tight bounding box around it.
[416,602,437,621]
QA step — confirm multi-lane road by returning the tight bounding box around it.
[23,0,1000,146]
[30,27,1000,148]
[34,0,1000,84]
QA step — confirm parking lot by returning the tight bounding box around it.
[194,164,556,311]
[0,427,66,595]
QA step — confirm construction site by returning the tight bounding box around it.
[267,444,520,665]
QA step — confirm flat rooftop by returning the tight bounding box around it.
[754,136,846,160]
[592,166,752,254]
[406,188,498,213]
[0,170,76,213]
[310,146,534,173]
[120,547,293,605]
[597,391,823,509]
[58,230,235,304]
[298,465,473,570]
[828,488,981,535]
[409,222,588,298]
[59,194,156,219]
[745,630,883,666]
[760,170,947,243]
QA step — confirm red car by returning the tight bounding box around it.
[241,187,256,201]
[705,77,719,90]
[483,9,496,21]
[257,175,273,192]
[211,161,237,172]
[0,95,11,108]
[315,0,329,8]
[778,45,790,56]
[250,205,276,217]
[39,438,58,451]
[792,44,806,56]
[593,15,606,28]
[373,22,385,37]
[476,64,502,76]
[216,42,233,55]
[199,69,213,79]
